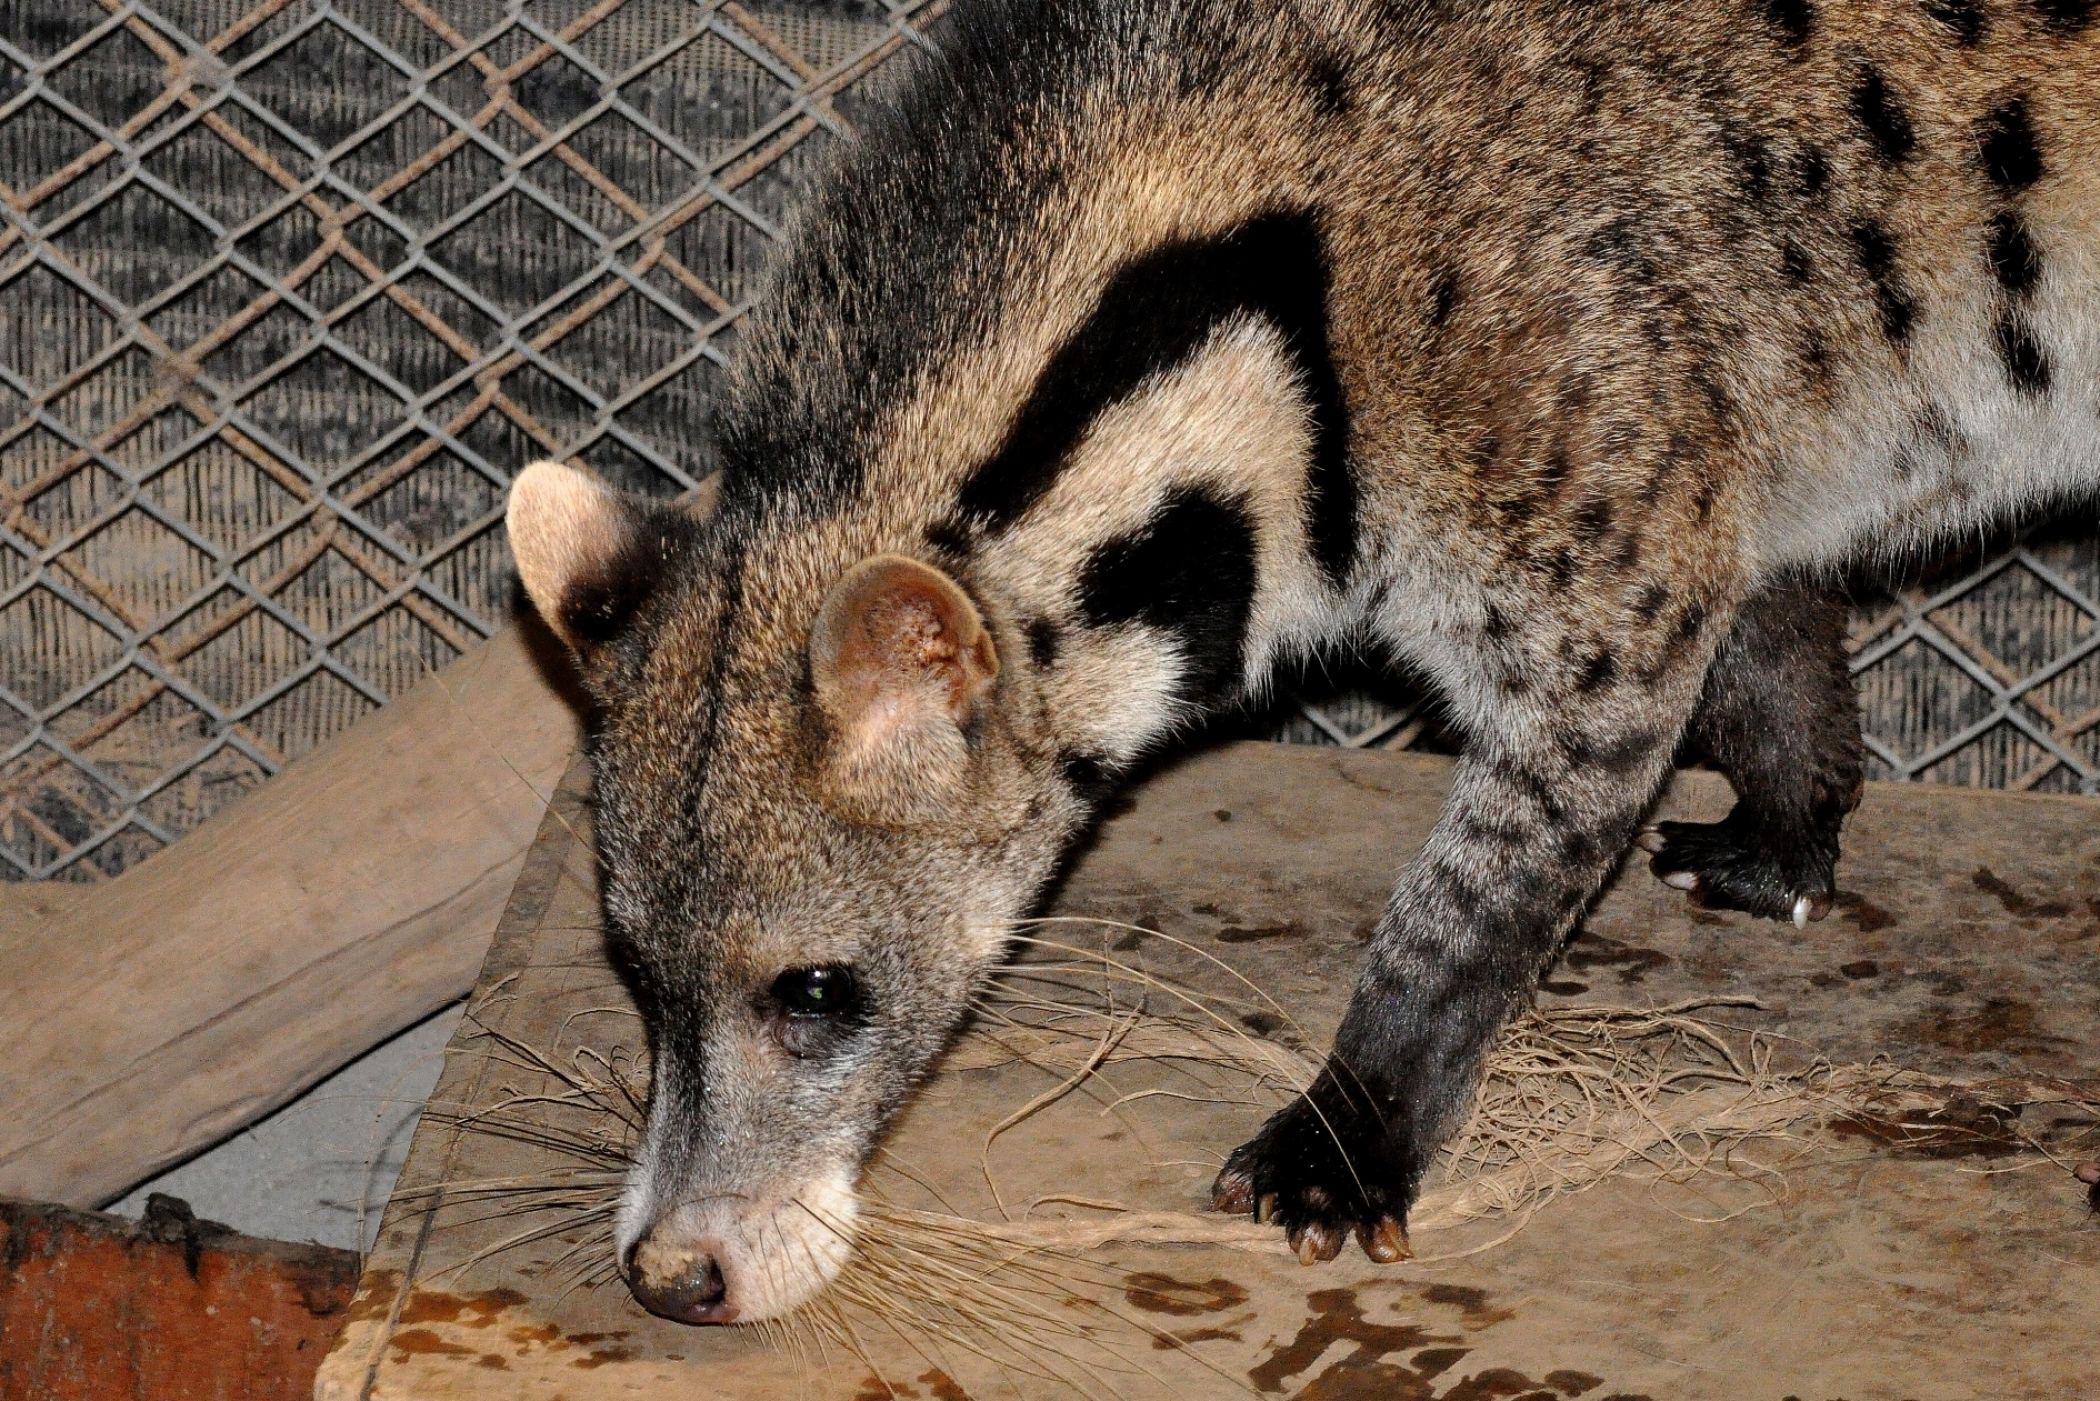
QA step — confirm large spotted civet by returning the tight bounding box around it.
[504,0,2100,1323]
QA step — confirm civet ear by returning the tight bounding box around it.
[508,461,713,654]
[807,555,1000,815]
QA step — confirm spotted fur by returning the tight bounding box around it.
[506,0,2100,1315]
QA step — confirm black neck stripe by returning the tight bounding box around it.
[953,210,1358,583]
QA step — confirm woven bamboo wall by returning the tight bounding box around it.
[2,0,2096,882]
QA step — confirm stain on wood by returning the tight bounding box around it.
[318,745,2100,1400]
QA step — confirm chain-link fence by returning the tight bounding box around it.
[0,0,943,879]
[3,0,2096,882]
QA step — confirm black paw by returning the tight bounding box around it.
[1638,810,1835,925]
[1210,1075,1414,1265]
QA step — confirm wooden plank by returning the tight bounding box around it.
[0,624,583,1208]
[0,1195,358,1401]
[321,743,2100,1401]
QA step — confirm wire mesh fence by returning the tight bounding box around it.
[2,0,2096,882]
[0,0,943,878]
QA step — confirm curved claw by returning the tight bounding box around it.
[1291,1220,1347,1266]
[1210,1167,1255,1216]
[1356,1216,1411,1263]
[1789,893,1838,927]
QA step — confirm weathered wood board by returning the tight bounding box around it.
[319,743,2100,1401]
[0,624,582,1208]
[1,1194,358,1401]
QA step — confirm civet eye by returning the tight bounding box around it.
[771,965,860,1017]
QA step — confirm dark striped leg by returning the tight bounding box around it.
[1211,634,1712,1260]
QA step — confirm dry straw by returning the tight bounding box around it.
[406,920,2099,1391]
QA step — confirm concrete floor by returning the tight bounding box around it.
[108,1001,464,1254]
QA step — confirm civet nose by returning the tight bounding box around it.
[623,1227,732,1324]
